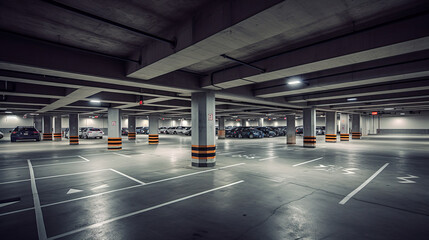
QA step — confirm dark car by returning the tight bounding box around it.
[10,126,41,142]
[256,127,276,137]
[136,127,143,134]
[316,126,326,135]
[236,127,264,138]
[296,126,303,134]
[122,128,129,136]
[0,130,4,139]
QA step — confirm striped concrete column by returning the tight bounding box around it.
[53,115,62,141]
[148,115,159,144]
[218,116,225,139]
[128,115,136,141]
[287,114,296,144]
[352,114,362,139]
[69,113,79,145]
[43,116,52,141]
[191,91,216,167]
[340,113,349,141]
[303,108,316,148]
[325,112,337,142]
[108,108,122,150]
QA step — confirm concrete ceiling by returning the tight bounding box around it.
[0,0,428,118]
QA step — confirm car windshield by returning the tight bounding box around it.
[16,127,37,132]
[90,128,101,131]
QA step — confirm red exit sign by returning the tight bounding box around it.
[372,112,378,115]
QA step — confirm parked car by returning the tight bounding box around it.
[183,127,191,135]
[137,127,149,134]
[136,127,143,134]
[166,127,177,134]
[272,126,287,136]
[175,126,187,134]
[82,128,104,139]
[0,130,4,139]
[296,126,303,134]
[158,127,167,134]
[79,127,92,138]
[64,128,69,138]
[235,127,264,138]
[256,127,276,137]
[10,126,41,142]
[121,128,129,136]
[316,126,326,135]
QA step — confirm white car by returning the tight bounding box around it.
[166,127,177,134]
[82,128,104,139]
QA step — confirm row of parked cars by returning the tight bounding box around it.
[224,126,326,139]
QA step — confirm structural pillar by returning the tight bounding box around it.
[286,114,296,144]
[43,116,52,141]
[325,112,337,142]
[69,114,79,145]
[128,116,136,140]
[34,116,42,132]
[352,114,362,139]
[303,108,316,148]
[218,116,225,139]
[53,115,62,141]
[107,108,122,150]
[241,119,246,127]
[148,115,159,144]
[340,113,349,141]
[191,92,216,167]
[258,118,264,127]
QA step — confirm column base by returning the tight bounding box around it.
[128,132,136,140]
[303,136,316,148]
[149,134,159,144]
[352,132,362,139]
[287,135,296,144]
[340,134,350,141]
[192,162,216,167]
[325,134,337,142]
[218,130,225,139]
[53,133,62,141]
[43,133,52,141]
[69,136,79,145]
[108,137,122,150]
[192,145,216,167]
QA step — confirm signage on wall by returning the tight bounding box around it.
[112,121,116,126]
[371,112,378,115]
[208,113,213,121]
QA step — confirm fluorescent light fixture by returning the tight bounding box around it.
[400,113,405,115]
[384,107,394,110]
[347,98,357,101]
[287,77,302,85]
[30,113,39,115]
[5,111,12,113]
[90,99,101,103]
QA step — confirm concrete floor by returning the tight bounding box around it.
[0,134,428,240]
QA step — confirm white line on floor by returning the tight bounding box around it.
[27,160,47,240]
[258,156,277,162]
[40,163,245,208]
[0,207,35,217]
[32,161,88,168]
[0,179,30,185]
[0,166,29,171]
[47,180,244,240]
[36,169,110,181]
[339,163,389,205]
[112,152,131,158]
[109,168,145,185]
[217,151,245,156]
[293,157,324,167]
[78,156,90,162]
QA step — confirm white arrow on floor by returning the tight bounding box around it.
[91,184,109,190]
[67,188,84,194]
[0,200,19,208]
[397,175,419,183]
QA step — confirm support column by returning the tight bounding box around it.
[148,115,159,144]
[108,108,122,150]
[128,116,136,141]
[34,116,42,132]
[303,108,316,148]
[352,114,362,139]
[340,113,349,141]
[218,116,225,139]
[258,118,264,127]
[286,114,296,144]
[43,116,52,141]
[53,115,62,141]
[69,114,79,145]
[241,119,246,127]
[325,112,337,143]
[191,92,216,167]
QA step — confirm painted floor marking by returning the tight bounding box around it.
[0,207,35,217]
[0,179,30,185]
[112,152,131,158]
[339,163,389,205]
[27,160,47,240]
[258,156,277,162]
[293,157,324,167]
[0,200,20,208]
[0,166,29,171]
[32,161,88,168]
[217,151,245,156]
[47,180,244,240]
[37,169,110,181]
[67,189,84,194]
[397,174,419,183]
[77,156,90,162]
[109,168,145,185]
[40,163,245,208]
[91,184,109,190]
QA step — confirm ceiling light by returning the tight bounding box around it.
[347,98,357,101]
[400,113,405,115]
[5,111,12,113]
[384,107,394,110]
[90,99,101,103]
[287,77,302,85]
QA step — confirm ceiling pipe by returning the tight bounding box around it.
[42,0,176,48]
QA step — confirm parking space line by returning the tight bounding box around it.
[32,161,88,168]
[293,157,324,167]
[109,169,145,185]
[0,166,29,171]
[27,160,47,240]
[77,156,90,162]
[258,156,277,162]
[0,207,35,217]
[0,179,30,185]
[47,180,244,240]
[217,151,245,156]
[41,163,245,208]
[36,169,110,181]
[112,152,131,158]
[339,163,389,205]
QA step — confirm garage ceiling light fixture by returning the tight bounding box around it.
[347,98,357,101]
[5,111,12,113]
[384,107,395,110]
[90,99,101,103]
